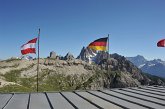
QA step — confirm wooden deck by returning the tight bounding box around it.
[0,86,165,109]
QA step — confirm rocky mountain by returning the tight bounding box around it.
[126,55,147,67]
[77,47,165,86]
[0,51,165,92]
[77,47,97,63]
[126,55,165,78]
[77,47,109,64]
[64,52,74,60]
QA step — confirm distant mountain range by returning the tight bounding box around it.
[126,55,165,78]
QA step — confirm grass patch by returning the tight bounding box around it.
[3,70,21,82]
[0,84,32,93]
[19,77,36,88]
[0,68,104,92]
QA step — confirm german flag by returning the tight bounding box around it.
[88,37,108,51]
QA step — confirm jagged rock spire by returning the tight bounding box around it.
[64,52,74,60]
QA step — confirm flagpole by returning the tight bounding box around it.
[37,28,40,92]
[108,34,110,56]
[107,34,109,73]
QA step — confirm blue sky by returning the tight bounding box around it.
[0,0,165,60]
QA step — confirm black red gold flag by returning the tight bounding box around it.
[88,37,108,51]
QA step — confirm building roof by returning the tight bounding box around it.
[0,86,165,109]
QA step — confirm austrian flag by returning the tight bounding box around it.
[157,39,165,47]
[21,38,38,55]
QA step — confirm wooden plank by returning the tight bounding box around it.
[123,88,165,100]
[76,91,122,109]
[4,94,29,109]
[113,89,165,105]
[141,87,165,93]
[103,90,165,109]
[88,91,147,109]
[47,93,74,109]
[0,94,12,109]
[29,93,50,109]
[147,86,165,90]
[61,92,98,109]
[131,88,165,96]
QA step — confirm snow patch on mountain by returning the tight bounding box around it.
[126,55,165,78]
[139,64,145,68]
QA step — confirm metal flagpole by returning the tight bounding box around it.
[108,34,110,57]
[107,34,109,73]
[37,28,40,92]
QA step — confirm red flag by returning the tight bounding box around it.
[157,39,165,47]
[21,38,37,55]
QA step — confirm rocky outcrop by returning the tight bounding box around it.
[50,51,57,59]
[77,47,97,63]
[64,52,74,61]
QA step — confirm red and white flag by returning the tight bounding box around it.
[21,38,38,55]
[157,39,165,47]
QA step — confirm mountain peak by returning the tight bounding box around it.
[126,55,147,67]
[127,55,165,78]
[136,55,145,58]
[77,47,97,63]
